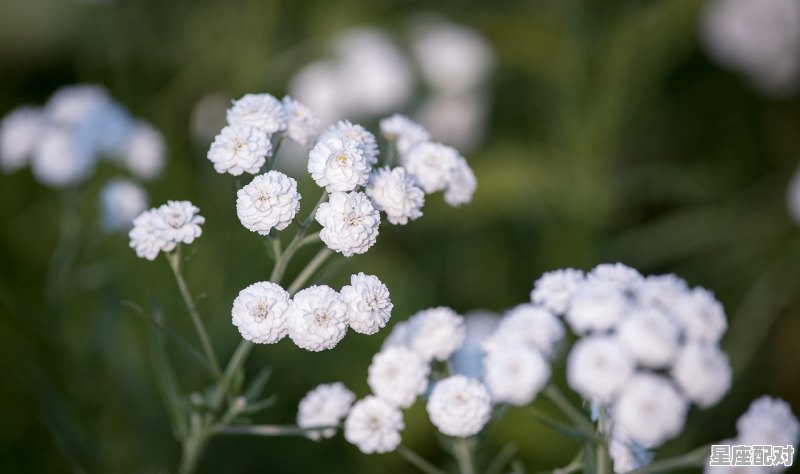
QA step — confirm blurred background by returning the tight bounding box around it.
[1,0,799,472]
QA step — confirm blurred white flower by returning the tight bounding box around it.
[673,287,728,344]
[671,343,731,408]
[226,93,287,135]
[307,132,371,192]
[129,209,174,261]
[46,84,113,126]
[316,191,380,256]
[236,171,301,235]
[400,142,460,194]
[287,285,349,351]
[379,114,431,157]
[484,344,550,406]
[530,268,585,315]
[789,166,800,226]
[297,382,355,441]
[386,307,466,362]
[368,346,430,408]
[736,396,800,449]
[288,60,343,126]
[153,200,205,245]
[702,0,800,96]
[416,93,489,153]
[341,272,393,335]
[321,120,379,165]
[567,335,634,402]
[587,263,643,289]
[614,373,688,448]
[617,308,680,368]
[207,124,271,176]
[0,106,44,173]
[444,156,477,207]
[231,281,291,344]
[282,95,320,146]
[344,396,404,454]
[632,274,689,316]
[482,304,564,358]
[566,280,629,334]
[121,121,166,180]
[31,126,95,187]
[427,375,492,437]
[100,178,148,231]
[366,167,425,225]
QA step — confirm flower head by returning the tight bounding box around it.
[567,335,634,402]
[400,142,460,194]
[565,280,629,334]
[100,178,148,231]
[316,191,380,256]
[282,95,320,146]
[482,304,564,358]
[736,396,800,449]
[379,114,431,156]
[366,166,425,225]
[129,209,172,260]
[231,281,291,344]
[121,121,166,180]
[344,396,404,454]
[341,272,393,335]
[236,171,301,235]
[31,127,95,187]
[227,93,287,134]
[427,375,492,437]
[387,307,466,362]
[368,346,430,408]
[308,132,371,192]
[614,373,688,448]
[484,344,550,406]
[616,308,680,368]
[207,124,271,176]
[153,200,205,245]
[297,382,355,441]
[321,120,379,165]
[287,285,349,351]
[671,343,731,408]
[444,156,477,207]
[0,106,44,173]
[530,268,585,315]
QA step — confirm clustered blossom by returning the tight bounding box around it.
[287,285,351,352]
[366,167,425,225]
[316,191,380,257]
[236,171,301,235]
[427,375,492,437]
[384,307,466,362]
[231,281,291,344]
[297,382,355,441]
[367,346,430,408]
[307,132,371,192]
[129,200,204,260]
[484,344,549,406]
[344,396,404,454]
[0,84,166,185]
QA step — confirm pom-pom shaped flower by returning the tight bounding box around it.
[341,272,393,334]
[444,157,477,207]
[121,121,166,180]
[673,287,727,344]
[316,191,380,257]
[207,124,272,176]
[614,374,688,448]
[226,93,288,135]
[632,274,689,315]
[566,280,629,334]
[388,307,466,362]
[282,96,320,146]
[567,335,634,402]
[617,308,680,368]
[484,344,550,406]
[231,281,291,344]
[427,375,492,437]
[379,114,431,156]
[587,263,643,289]
[287,285,349,351]
[321,120,379,165]
[308,133,371,192]
[100,178,148,231]
[344,396,404,454]
[236,171,301,235]
[129,209,173,261]
[153,200,205,245]
[297,382,355,441]
[400,142,460,194]
[366,167,425,225]
[31,127,95,187]
[0,106,44,173]
[368,346,430,408]
[530,268,585,315]
[736,396,800,448]
[671,343,731,408]
[482,304,564,358]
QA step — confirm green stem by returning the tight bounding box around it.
[596,403,610,474]
[214,424,336,436]
[177,414,209,474]
[552,452,583,474]
[452,438,477,474]
[543,385,594,434]
[628,445,710,474]
[486,443,518,474]
[287,247,333,295]
[397,445,448,474]
[166,248,221,378]
[211,340,253,410]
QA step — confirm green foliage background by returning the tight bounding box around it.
[1,0,799,472]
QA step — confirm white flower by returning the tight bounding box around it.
[400,142,460,194]
[31,127,95,187]
[365,166,425,225]
[388,307,466,362]
[614,373,688,448]
[231,281,291,344]
[341,272,393,334]
[482,304,564,358]
[484,344,550,406]
[617,308,680,368]
[121,121,166,180]
[367,346,430,408]
[153,200,204,245]
[344,396,404,454]
[444,156,477,207]
[702,0,800,95]
[632,274,689,315]
[673,287,728,344]
[297,382,355,441]
[0,106,44,173]
[287,285,349,351]
[565,280,629,334]
[207,124,271,176]
[321,120,379,165]
[281,96,320,146]
[671,343,731,408]
[100,178,148,231]
[45,84,112,126]
[587,263,643,290]
[736,396,800,449]
[315,191,380,257]
[236,171,301,235]
[307,132,371,192]
[788,165,800,226]
[530,268,585,315]
[427,375,492,437]
[415,93,488,153]
[567,335,634,402]
[129,209,174,260]
[379,114,431,156]
[226,93,287,135]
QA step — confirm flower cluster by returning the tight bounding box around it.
[231,273,392,351]
[128,201,205,260]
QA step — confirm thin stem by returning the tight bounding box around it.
[287,247,333,295]
[166,248,221,377]
[543,385,594,434]
[215,424,336,436]
[486,443,518,474]
[211,340,253,410]
[552,452,583,474]
[397,445,448,474]
[596,403,610,474]
[628,445,710,474]
[452,437,477,474]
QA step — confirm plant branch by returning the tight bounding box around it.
[628,445,710,474]
[452,437,477,474]
[287,247,333,295]
[397,445,448,474]
[542,385,594,434]
[214,424,335,437]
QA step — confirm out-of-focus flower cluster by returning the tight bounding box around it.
[129,201,204,261]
